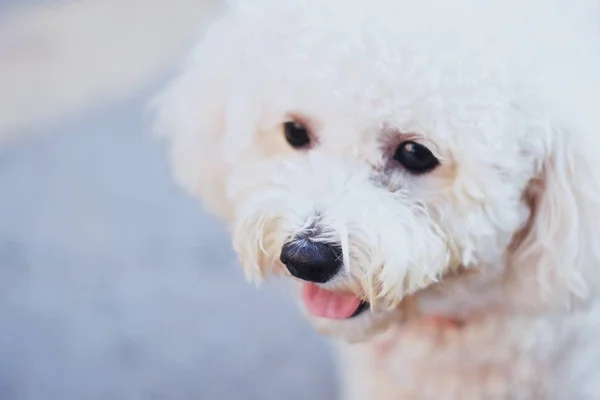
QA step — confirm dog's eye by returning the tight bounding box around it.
[393,141,439,173]
[284,121,311,149]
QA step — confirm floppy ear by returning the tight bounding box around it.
[152,3,252,219]
[510,73,600,309]
[511,131,600,307]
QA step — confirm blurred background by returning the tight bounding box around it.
[0,1,337,399]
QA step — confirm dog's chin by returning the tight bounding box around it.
[296,282,402,343]
[306,304,402,343]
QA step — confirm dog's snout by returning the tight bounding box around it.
[280,240,343,283]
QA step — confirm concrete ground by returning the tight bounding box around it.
[0,1,337,399]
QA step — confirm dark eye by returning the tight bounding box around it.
[393,141,439,173]
[284,121,311,149]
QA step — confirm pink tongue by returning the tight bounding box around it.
[301,283,362,320]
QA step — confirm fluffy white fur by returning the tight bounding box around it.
[154,0,600,398]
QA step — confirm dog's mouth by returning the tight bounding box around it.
[301,283,369,319]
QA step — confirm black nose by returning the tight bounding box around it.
[280,240,343,283]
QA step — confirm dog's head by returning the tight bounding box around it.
[154,0,600,340]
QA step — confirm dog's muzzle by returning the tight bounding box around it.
[281,240,369,319]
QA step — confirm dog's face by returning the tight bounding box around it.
[155,0,600,341]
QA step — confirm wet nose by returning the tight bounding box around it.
[280,240,343,283]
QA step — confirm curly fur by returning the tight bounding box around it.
[153,0,600,398]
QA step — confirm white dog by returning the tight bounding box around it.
[154,0,600,398]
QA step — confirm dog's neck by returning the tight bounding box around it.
[421,315,465,330]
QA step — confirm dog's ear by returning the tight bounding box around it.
[152,3,256,219]
[510,76,600,309]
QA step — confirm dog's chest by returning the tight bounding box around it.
[337,317,585,400]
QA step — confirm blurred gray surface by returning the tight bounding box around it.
[0,89,337,399]
[0,0,48,10]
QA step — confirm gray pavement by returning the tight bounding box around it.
[0,86,338,399]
